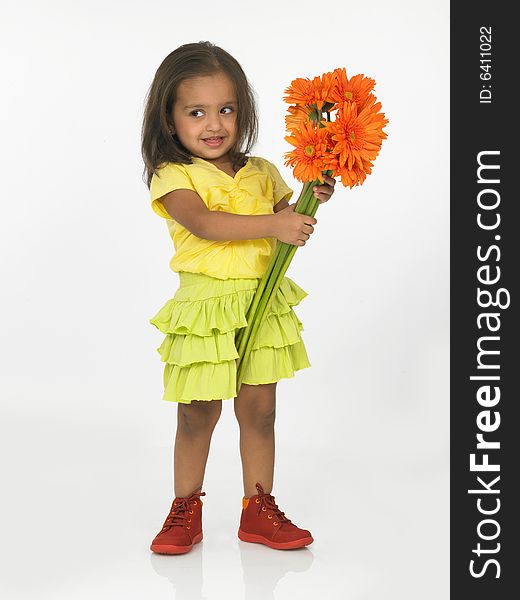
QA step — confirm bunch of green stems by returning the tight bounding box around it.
[235,168,333,392]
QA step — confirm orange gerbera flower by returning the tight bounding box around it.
[329,153,374,188]
[284,77,315,107]
[330,68,376,112]
[322,95,388,187]
[314,71,337,110]
[284,120,332,183]
[284,72,337,111]
[285,104,317,131]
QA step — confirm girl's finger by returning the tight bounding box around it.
[314,184,333,195]
[315,192,331,203]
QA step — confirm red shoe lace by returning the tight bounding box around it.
[253,483,292,525]
[160,490,206,532]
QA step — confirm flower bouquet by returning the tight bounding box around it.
[235,67,389,392]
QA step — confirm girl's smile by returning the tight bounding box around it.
[202,136,225,147]
[170,72,238,168]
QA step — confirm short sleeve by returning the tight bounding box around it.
[150,162,196,219]
[265,160,294,205]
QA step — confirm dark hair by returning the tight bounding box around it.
[141,41,259,188]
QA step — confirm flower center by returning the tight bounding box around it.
[304,145,315,157]
[345,91,354,100]
[350,130,356,142]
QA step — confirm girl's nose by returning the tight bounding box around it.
[206,111,223,132]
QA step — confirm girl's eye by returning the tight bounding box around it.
[190,110,204,117]
[221,106,234,114]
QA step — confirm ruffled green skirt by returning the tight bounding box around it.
[149,271,311,404]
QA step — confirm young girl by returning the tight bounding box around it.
[141,41,335,554]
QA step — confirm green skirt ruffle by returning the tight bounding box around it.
[149,271,311,403]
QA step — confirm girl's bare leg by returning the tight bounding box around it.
[173,399,222,498]
[234,383,277,497]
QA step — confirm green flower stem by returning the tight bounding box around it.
[236,170,332,391]
[234,181,312,358]
[235,181,313,360]
[235,180,323,387]
[235,239,289,362]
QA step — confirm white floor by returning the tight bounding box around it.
[1,398,449,600]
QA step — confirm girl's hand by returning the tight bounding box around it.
[313,175,336,204]
[272,204,317,247]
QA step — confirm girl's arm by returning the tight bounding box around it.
[159,188,277,241]
[273,198,290,213]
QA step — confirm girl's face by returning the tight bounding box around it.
[170,71,238,166]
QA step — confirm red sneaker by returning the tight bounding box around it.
[238,483,313,550]
[150,489,205,555]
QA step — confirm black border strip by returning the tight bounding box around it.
[451,2,518,596]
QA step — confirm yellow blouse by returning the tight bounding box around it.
[150,156,294,280]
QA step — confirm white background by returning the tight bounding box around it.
[0,1,449,598]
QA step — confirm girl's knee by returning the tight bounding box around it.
[234,385,276,432]
[238,405,276,434]
[177,399,222,434]
[256,405,276,433]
